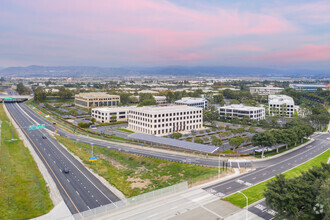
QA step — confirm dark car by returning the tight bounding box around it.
[42,136,47,139]
[63,168,69,173]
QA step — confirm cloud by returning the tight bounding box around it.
[248,44,330,64]
[1,0,328,67]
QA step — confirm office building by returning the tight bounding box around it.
[91,107,133,123]
[128,105,203,136]
[249,86,284,96]
[174,97,208,109]
[153,96,167,104]
[289,84,329,91]
[218,104,265,120]
[75,93,120,109]
[268,95,295,117]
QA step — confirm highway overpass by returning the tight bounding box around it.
[0,95,33,103]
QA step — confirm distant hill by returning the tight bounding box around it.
[0,65,329,78]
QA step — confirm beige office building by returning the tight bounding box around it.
[91,107,132,123]
[75,92,120,109]
[128,105,203,136]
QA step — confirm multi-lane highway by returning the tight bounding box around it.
[5,103,120,214]
[5,102,330,219]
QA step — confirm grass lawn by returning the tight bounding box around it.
[55,135,219,197]
[223,149,330,208]
[0,104,53,219]
[116,128,134,133]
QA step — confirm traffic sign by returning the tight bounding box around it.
[89,156,97,161]
[29,124,45,130]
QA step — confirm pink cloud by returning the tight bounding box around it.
[4,0,300,65]
[249,45,330,63]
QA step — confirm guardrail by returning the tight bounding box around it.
[60,181,188,220]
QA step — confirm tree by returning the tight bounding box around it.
[170,132,182,139]
[229,99,240,105]
[213,94,225,106]
[77,122,91,128]
[194,138,203,144]
[139,93,154,102]
[119,93,131,105]
[165,91,174,103]
[91,118,96,124]
[16,82,31,95]
[138,99,157,107]
[33,86,47,102]
[211,136,222,146]
[58,86,72,99]
[228,136,244,151]
[264,164,330,220]
[272,130,290,152]
[251,131,276,158]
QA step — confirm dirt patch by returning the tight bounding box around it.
[160,175,171,181]
[98,154,126,170]
[127,177,151,189]
[157,163,166,168]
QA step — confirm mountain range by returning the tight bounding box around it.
[0,65,329,78]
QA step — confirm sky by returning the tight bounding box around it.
[1,0,330,70]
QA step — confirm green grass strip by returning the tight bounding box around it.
[116,128,135,133]
[223,149,330,208]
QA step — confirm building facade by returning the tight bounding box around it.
[268,95,295,117]
[128,105,203,136]
[75,93,120,109]
[218,104,265,120]
[91,107,132,123]
[174,97,208,109]
[289,84,329,91]
[249,86,284,96]
[153,96,167,104]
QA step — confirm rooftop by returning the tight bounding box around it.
[268,95,294,104]
[131,105,201,113]
[92,106,135,112]
[219,104,264,110]
[128,133,218,153]
[175,97,206,104]
[75,92,119,98]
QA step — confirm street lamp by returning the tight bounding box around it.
[218,153,221,178]
[238,191,248,220]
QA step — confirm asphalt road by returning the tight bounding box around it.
[5,103,120,214]
[12,103,330,170]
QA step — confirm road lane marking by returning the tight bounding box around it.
[6,105,82,216]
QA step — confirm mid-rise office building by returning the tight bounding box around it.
[218,104,265,120]
[75,93,120,109]
[268,95,295,117]
[289,84,329,91]
[153,96,167,104]
[249,86,284,96]
[91,107,133,123]
[128,105,203,136]
[174,97,208,109]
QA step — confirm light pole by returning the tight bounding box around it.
[238,191,248,220]
[218,153,221,178]
[91,143,94,157]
